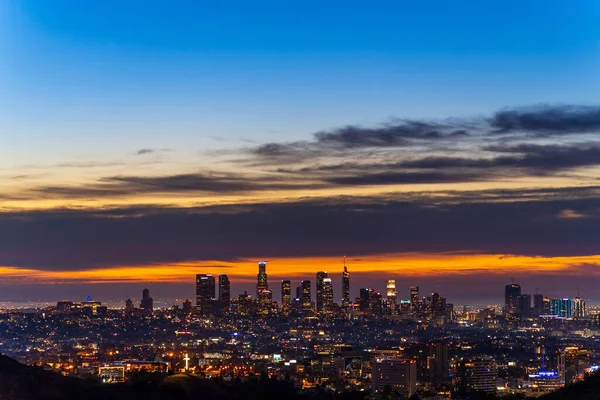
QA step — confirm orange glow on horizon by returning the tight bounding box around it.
[1,252,600,284]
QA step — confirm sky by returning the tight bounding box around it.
[1,0,600,305]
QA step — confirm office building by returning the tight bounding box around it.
[316,271,328,313]
[281,280,291,314]
[372,359,417,398]
[520,294,532,319]
[182,299,192,314]
[455,357,498,396]
[140,288,153,315]
[322,278,334,312]
[196,274,215,314]
[359,288,371,311]
[504,283,521,319]
[533,293,544,317]
[257,261,268,296]
[550,298,572,317]
[573,297,586,318]
[218,274,231,310]
[342,260,350,309]
[410,285,419,311]
[386,280,397,314]
[301,280,312,312]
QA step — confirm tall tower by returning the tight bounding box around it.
[322,278,334,312]
[410,286,419,311]
[301,280,312,312]
[504,283,521,319]
[196,274,215,314]
[281,280,291,314]
[342,257,350,309]
[316,271,328,313]
[387,279,397,314]
[218,274,231,310]
[257,261,268,296]
[140,288,153,315]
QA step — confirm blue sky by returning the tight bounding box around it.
[2,0,599,167]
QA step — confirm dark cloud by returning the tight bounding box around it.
[136,148,154,155]
[324,171,484,185]
[2,186,600,272]
[245,105,600,164]
[29,172,321,199]
[489,105,600,135]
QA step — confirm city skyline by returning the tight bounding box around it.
[2,2,600,302]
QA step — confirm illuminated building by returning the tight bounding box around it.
[533,293,544,317]
[371,291,383,315]
[257,289,272,315]
[386,280,397,314]
[455,357,497,396]
[550,298,572,317]
[504,283,521,319]
[520,293,532,319]
[316,271,328,313]
[342,260,350,309]
[301,280,312,312]
[407,343,449,386]
[528,370,563,394]
[140,288,153,315]
[322,278,334,312]
[256,261,268,296]
[281,280,291,314]
[182,299,192,314]
[573,296,586,318]
[196,274,215,314]
[218,274,231,311]
[372,359,417,398]
[410,286,419,311]
[359,288,371,311]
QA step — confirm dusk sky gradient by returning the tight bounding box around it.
[1,1,600,305]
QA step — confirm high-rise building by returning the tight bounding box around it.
[281,280,291,314]
[196,274,216,314]
[550,298,572,317]
[520,294,532,319]
[322,278,334,312]
[301,280,312,312]
[342,261,350,309]
[359,288,371,311]
[504,283,521,319]
[316,271,328,313]
[372,359,417,398]
[371,291,383,315]
[410,286,419,311]
[573,297,586,318]
[533,293,544,317]
[140,288,153,315]
[257,261,268,296]
[386,280,397,314]
[455,357,497,396]
[407,343,449,386]
[218,274,231,310]
[182,299,192,314]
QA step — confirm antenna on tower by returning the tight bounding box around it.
[344,255,346,267]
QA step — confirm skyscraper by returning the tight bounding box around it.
[359,288,371,311]
[322,278,334,312]
[573,297,586,318]
[342,260,350,309]
[520,294,532,319]
[533,293,544,317]
[301,280,312,312]
[140,288,153,315]
[316,271,328,313]
[504,283,521,319]
[281,280,291,314]
[196,274,215,314]
[257,261,268,296]
[386,279,397,314]
[218,274,231,310]
[410,286,419,311]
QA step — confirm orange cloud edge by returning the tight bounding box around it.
[2,252,600,285]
